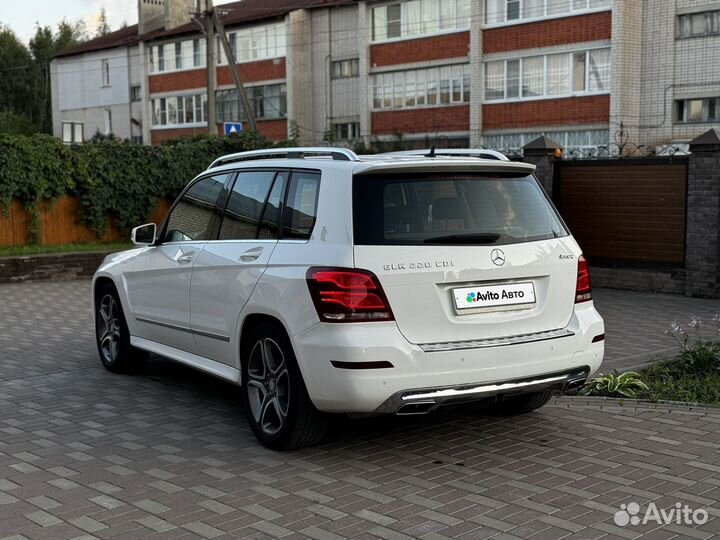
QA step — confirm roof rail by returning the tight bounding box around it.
[208,147,360,169]
[380,149,510,161]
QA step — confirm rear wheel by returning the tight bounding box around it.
[95,283,146,373]
[493,390,554,416]
[241,323,328,450]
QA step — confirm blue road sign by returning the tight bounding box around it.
[224,122,243,135]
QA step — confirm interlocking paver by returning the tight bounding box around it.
[1,279,720,539]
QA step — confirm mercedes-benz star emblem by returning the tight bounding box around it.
[491,249,505,266]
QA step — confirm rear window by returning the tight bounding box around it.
[353,173,568,246]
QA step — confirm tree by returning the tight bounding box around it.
[0,20,86,135]
[0,27,34,129]
[96,8,110,37]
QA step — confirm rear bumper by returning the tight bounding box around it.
[291,302,604,413]
[375,366,590,414]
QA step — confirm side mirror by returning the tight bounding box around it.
[131,223,157,246]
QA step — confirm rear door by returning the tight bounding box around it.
[189,170,287,365]
[352,170,579,345]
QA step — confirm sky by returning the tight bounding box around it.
[0,0,237,45]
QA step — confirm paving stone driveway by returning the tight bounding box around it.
[1,280,720,540]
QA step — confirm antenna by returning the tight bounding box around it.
[425,146,436,158]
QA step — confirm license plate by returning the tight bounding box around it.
[453,282,536,311]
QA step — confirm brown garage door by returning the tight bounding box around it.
[555,158,687,265]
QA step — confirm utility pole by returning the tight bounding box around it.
[213,9,257,131]
[204,0,217,135]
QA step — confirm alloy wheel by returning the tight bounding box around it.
[97,294,121,364]
[246,337,290,436]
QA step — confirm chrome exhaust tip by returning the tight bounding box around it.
[396,401,436,415]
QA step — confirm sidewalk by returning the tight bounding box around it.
[593,287,719,372]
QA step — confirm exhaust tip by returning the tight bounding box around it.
[396,401,436,415]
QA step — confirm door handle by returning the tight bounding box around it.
[239,247,263,262]
[176,254,194,264]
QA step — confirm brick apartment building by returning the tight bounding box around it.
[50,0,720,154]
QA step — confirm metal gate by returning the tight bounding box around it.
[554,158,688,265]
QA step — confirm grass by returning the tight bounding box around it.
[0,242,133,257]
[633,359,720,405]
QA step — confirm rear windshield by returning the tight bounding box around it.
[353,173,568,246]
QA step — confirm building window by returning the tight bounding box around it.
[485,0,610,25]
[61,122,83,144]
[332,58,359,79]
[131,135,143,145]
[193,39,202,67]
[175,42,182,70]
[484,47,611,101]
[372,64,470,110]
[676,97,720,123]
[229,32,237,60]
[678,10,720,38]
[221,23,286,64]
[483,129,609,154]
[371,0,471,42]
[104,109,113,134]
[333,122,361,140]
[216,84,287,122]
[101,59,110,86]
[151,94,208,127]
[157,45,165,71]
[130,85,141,102]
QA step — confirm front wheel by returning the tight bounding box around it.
[492,390,554,416]
[95,283,146,373]
[241,323,328,450]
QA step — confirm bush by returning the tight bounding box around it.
[0,132,277,241]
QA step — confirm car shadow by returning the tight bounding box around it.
[131,354,556,455]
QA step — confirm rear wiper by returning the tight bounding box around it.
[423,233,502,245]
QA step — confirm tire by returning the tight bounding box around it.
[493,390,554,416]
[241,323,329,450]
[95,283,147,373]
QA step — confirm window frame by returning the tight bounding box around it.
[675,97,720,124]
[677,10,720,39]
[151,93,208,128]
[161,167,322,245]
[371,64,471,110]
[483,0,611,28]
[61,121,84,144]
[371,0,472,43]
[101,59,111,87]
[217,169,284,242]
[483,46,611,103]
[159,172,235,245]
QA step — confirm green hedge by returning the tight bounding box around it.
[0,132,278,243]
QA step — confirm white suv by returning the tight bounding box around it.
[93,147,604,449]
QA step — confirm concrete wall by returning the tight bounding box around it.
[640,0,720,148]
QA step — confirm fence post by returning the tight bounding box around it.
[522,136,562,198]
[687,129,720,298]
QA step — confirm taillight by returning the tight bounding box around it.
[306,267,394,322]
[575,255,592,303]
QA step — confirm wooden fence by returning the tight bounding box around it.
[0,196,171,247]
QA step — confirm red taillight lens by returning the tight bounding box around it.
[307,268,394,322]
[575,255,592,303]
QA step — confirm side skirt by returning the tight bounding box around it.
[130,336,240,384]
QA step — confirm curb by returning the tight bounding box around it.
[0,250,118,284]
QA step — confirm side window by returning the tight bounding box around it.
[258,171,288,239]
[219,171,276,240]
[164,174,227,242]
[283,171,320,240]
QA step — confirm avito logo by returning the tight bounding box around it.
[467,289,526,303]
